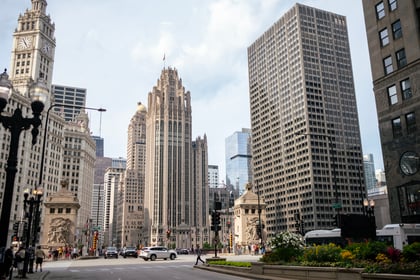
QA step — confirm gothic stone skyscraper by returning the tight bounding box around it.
[248,4,365,233]
[144,68,207,247]
[362,0,420,223]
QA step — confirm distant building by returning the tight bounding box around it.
[51,84,87,121]
[375,169,386,188]
[208,165,219,189]
[92,136,104,158]
[362,0,420,223]
[363,154,377,191]
[225,128,252,194]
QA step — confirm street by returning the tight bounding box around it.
[41,254,262,280]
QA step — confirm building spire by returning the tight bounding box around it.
[31,0,47,14]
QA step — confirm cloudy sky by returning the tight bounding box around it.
[0,0,383,179]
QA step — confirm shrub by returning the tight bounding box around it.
[303,243,342,263]
[402,242,420,262]
[263,231,304,262]
[345,241,387,261]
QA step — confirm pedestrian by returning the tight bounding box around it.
[0,246,13,279]
[35,246,46,272]
[28,246,35,273]
[194,244,205,265]
[15,246,25,278]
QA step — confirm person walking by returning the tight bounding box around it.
[194,245,205,265]
[15,246,25,278]
[35,246,46,272]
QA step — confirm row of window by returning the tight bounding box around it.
[392,112,416,138]
[50,207,72,214]
[379,20,402,46]
[376,0,397,20]
[383,48,406,75]
[387,78,411,105]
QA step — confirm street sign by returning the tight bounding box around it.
[332,203,342,209]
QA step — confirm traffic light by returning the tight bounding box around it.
[211,211,216,226]
[229,233,233,247]
[214,211,221,225]
[13,222,19,236]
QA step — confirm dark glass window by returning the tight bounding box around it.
[392,20,402,39]
[392,117,403,138]
[379,28,389,46]
[396,49,407,68]
[383,56,393,74]
[50,208,55,214]
[387,85,398,105]
[406,112,416,134]
[376,2,385,19]
[401,78,412,100]
[388,0,397,11]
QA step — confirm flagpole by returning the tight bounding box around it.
[163,53,166,69]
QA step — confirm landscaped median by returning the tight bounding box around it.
[194,231,420,280]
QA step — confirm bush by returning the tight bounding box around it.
[262,231,304,263]
[402,242,420,262]
[302,243,342,263]
[345,241,387,261]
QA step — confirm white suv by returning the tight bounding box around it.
[139,246,177,261]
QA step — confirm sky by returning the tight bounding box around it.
[0,0,384,180]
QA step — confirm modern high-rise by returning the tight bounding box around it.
[225,128,252,194]
[144,68,208,248]
[92,135,104,157]
[363,154,377,191]
[51,84,87,121]
[362,0,420,223]
[208,165,219,189]
[248,3,365,233]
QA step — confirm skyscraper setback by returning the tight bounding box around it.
[248,3,365,232]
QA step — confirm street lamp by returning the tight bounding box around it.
[22,188,43,275]
[0,69,47,254]
[363,198,375,217]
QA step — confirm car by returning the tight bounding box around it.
[176,248,189,255]
[104,246,118,259]
[123,246,138,258]
[139,246,177,261]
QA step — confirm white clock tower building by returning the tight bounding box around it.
[9,0,55,99]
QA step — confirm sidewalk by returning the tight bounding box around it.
[7,268,49,280]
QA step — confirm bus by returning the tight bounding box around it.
[304,224,420,250]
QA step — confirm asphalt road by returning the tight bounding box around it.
[41,254,261,280]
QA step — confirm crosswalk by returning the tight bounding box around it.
[67,264,193,273]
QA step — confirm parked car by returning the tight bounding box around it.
[139,246,177,261]
[104,246,118,259]
[123,246,138,258]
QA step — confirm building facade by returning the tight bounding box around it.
[225,128,252,194]
[363,154,377,191]
[144,68,208,248]
[51,84,87,121]
[362,0,420,223]
[208,165,219,189]
[248,3,365,233]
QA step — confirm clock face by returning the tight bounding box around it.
[42,42,51,54]
[400,151,419,176]
[18,36,33,50]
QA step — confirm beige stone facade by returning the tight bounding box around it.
[41,180,80,249]
[234,183,266,247]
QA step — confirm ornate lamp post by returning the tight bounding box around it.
[23,188,43,275]
[0,69,47,250]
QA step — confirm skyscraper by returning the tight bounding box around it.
[144,68,207,248]
[362,0,420,223]
[363,154,377,191]
[51,84,87,121]
[225,128,252,194]
[248,3,365,233]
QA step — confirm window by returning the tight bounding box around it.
[406,112,416,134]
[396,49,407,68]
[58,208,63,214]
[392,117,403,137]
[376,2,385,19]
[401,78,412,99]
[383,56,393,74]
[50,208,55,214]
[379,28,389,46]
[392,20,402,39]
[388,0,397,11]
[387,85,398,105]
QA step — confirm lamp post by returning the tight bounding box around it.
[364,198,375,217]
[295,132,341,225]
[22,188,43,275]
[256,182,262,247]
[0,69,47,253]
